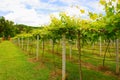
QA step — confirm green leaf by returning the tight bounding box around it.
[99,0,106,5]
[80,9,85,14]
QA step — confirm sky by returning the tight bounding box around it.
[0,0,104,26]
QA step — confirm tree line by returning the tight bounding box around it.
[0,16,38,40]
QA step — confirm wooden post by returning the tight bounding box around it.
[36,35,39,60]
[116,39,119,74]
[77,30,82,80]
[62,34,66,80]
[18,38,20,47]
[22,36,23,49]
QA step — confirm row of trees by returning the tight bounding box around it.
[0,16,15,39]
[12,0,120,80]
[0,16,34,39]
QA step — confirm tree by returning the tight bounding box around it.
[15,24,32,34]
[0,16,6,35]
[0,16,16,39]
[99,0,120,74]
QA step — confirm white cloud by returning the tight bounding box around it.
[38,14,51,26]
[0,0,24,12]
[5,9,51,26]
[0,0,105,26]
[48,0,58,3]
[51,12,60,19]
[0,0,51,26]
[59,0,80,5]
[21,0,61,11]
[86,1,104,13]
[65,6,89,19]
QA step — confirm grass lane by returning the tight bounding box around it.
[0,41,118,80]
[0,41,50,80]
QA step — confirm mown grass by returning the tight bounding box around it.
[38,49,118,80]
[9,39,119,80]
[0,41,50,80]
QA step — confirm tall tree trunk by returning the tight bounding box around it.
[62,34,66,80]
[36,35,39,60]
[116,39,119,74]
[77,30,82,80]
[103,40,110,66]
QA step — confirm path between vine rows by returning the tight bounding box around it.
[46,47,120,79]
[0,41,119,80]
[0,41,50,80]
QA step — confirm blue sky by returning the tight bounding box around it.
[0,0,104,26]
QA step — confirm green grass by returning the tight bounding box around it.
[0,41,50,80]
[64,44,118,72]
[4,40,119,80]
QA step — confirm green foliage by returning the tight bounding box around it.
[89,12,99,20]
[15,24,33,34]
[99,0,106,5]
[13,0,120,49]
[0,16,6,34]
[0,16,16,39]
